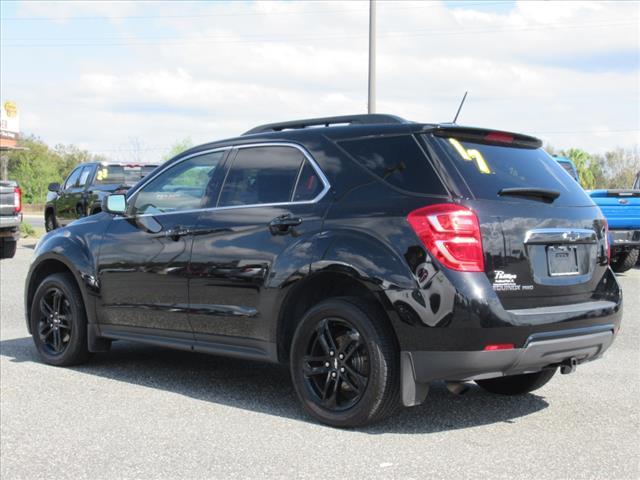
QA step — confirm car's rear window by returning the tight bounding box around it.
[431,136,592,206]
[338,135,447,195]
[95,165,157,186]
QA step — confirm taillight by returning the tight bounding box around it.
[603,219,610,264]
[13,186,21,214]
[484,343,514,351]
[407,203,485,272]
[484,132,514,144]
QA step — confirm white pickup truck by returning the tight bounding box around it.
[0,180,22,259]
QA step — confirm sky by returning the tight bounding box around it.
[1,0,639,162]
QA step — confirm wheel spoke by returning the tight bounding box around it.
[40,297,54,317]
[38,323,53,341]
[316,320,337,355]
[344,364,367,390]
[321,375,340,408]
[340,335,362,361]
[340,372,361,394]
[52,328,62,352]
[303,356,330,377]
[52,291,62,315]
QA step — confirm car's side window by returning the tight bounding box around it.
[63,168,82,190]
[217,146,305,207]
[78,166,93,187]
[132,151,225,215]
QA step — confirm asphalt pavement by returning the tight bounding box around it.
[1,241,638,479]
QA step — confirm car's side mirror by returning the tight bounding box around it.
[48,182,61,193]
[105,194,127,215]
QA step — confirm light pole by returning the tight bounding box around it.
[368,0,376,114]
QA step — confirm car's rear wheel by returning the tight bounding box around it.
[290,297,399,428]
[30,273,90,366]
[476,368,556,395]
[0,238,17,259]
[45,211,58,232]
[611,248,639,273]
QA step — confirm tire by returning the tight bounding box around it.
[611,248,639,273]
[45,211,58,232]
[0,239,17,259]
[30,273,91,366]
[476,368,556,395]
[290,297,399,428]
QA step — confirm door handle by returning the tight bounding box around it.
[157,226,193,241]
[268,215,303,235]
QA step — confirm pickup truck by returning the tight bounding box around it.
[589,188,640,273]
[45,161,157,231]
[554,158,639,273]
[0,180,22,259]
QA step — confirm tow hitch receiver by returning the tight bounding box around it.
[560,357,578,374]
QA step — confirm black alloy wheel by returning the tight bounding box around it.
[37,287,73,355]
[290,297,399,428]
[302,318,370,411]
[30,273,90,366]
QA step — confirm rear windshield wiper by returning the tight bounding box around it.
[497,187,560,203]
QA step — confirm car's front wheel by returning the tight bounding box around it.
[30,273,90,366]
[290,297,399,428]
[476,369,556,395]
[45,211,58,232]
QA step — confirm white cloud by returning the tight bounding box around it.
[2,0,639,160]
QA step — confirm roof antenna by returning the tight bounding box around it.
[452,91,468,124]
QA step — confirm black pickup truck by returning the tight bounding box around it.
[45,162,157,231]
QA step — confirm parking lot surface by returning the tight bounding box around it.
[1,241,639,479]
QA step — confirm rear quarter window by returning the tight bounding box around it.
[431,136,593,206]
[338,135,447,196]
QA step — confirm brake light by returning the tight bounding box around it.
[484,343,514,351]
[13,186,21,214]
[603,219,610,264]
[407,203,484,272]
[484,132,514,144]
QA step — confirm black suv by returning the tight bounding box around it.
[25,115,621,427]
[45,162,157,231]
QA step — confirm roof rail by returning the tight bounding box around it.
[243,114,408,135]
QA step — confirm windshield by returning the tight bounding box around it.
[430,136,592,206]
[94,165,157,186]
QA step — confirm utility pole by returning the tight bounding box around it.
[368,0,376,114]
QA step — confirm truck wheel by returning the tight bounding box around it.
[611,249,639,273]
[290,297,399,428]
[30,273,91,366]
[476,369,556,395]
[0,239,17,259]
[45,212,58,232]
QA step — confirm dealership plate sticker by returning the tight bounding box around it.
[492,270,534,291]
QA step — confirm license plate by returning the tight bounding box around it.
[547,245,579,276]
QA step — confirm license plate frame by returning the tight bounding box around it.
[547,245,579,276]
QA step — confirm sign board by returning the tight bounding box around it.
[0,101,20,148]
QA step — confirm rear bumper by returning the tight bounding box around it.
[401,324,616,406]
[610,229,640,248]
[0,214,21,239]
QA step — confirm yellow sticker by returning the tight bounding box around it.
[448,138,471,160]
[96,168,109,181]
[467,149,491,174]
[448,138,492,174]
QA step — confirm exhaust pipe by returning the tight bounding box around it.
[560,357,578,375]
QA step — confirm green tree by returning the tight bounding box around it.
[162,138,194,162]
[6,136,61,204]
[562,148,603,190]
